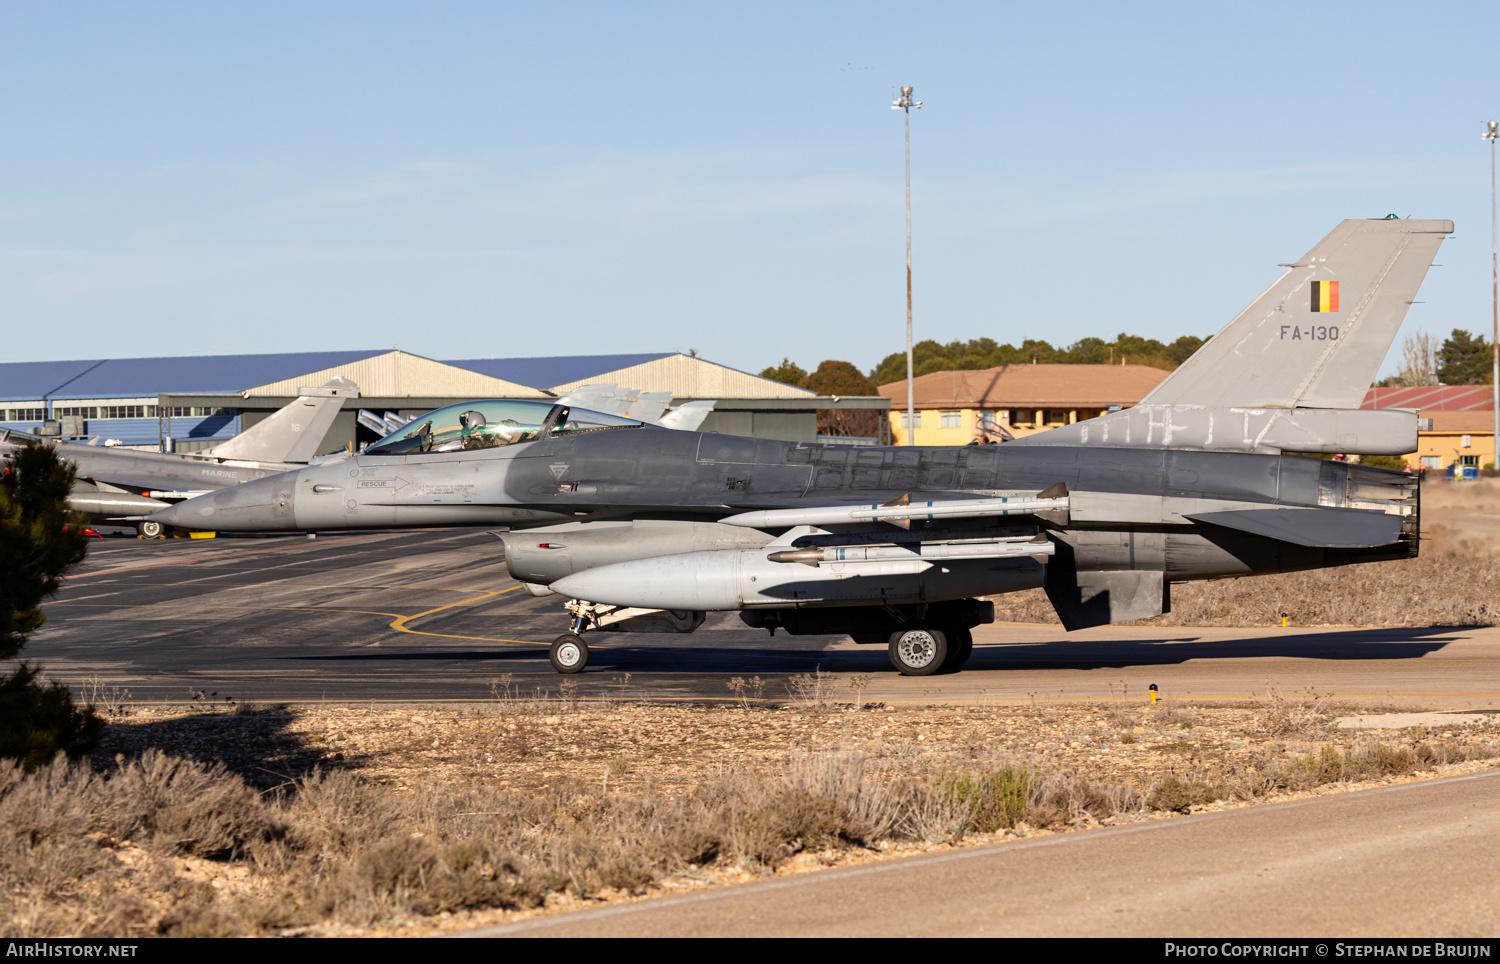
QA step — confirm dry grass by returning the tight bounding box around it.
[5,693,1499,937]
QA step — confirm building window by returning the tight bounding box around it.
[1047,410,1069,425]
[1422,456,1441,469]
[940,410,962,428]
[1461,455,1480,467]
[899,412,922,429]
[55,407,98,419]
[8,408,45,422]
[106,405,145,419]
[1009,410,1029,427]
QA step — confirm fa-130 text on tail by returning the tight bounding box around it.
[148,218,1448,674]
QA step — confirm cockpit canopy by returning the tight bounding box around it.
[363,399,641,456]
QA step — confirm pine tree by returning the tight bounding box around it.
[0,442,101,768]
[1437,329,1494,386]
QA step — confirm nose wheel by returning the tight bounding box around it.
[550,634,589,674]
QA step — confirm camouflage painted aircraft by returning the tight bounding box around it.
[146,219,1449,675]
[0,378,357,536]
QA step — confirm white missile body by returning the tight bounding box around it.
[719,492,1069,530]
[549,541,1048,611]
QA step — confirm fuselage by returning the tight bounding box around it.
[147,425,1418,585]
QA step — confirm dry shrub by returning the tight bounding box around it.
[939,762,1146,830]
[1273,738,1485,790]
[1148,776,1226,812]
[785,669,838,711]
[1260,689,1329,737]
[783,752,902,839]
[1031,769,1145,823]
[28,732,1488,936]
[0,751,275,859]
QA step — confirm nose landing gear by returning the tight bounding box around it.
[549,604,593,674]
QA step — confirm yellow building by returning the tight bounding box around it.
[1361,387,1496,472]
[1410,411,1496,472]
[877,364,1171,446]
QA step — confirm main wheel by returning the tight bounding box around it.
[138,520,164,539]
[940,627,973,673]
[888,627,948,676]
[549,634,589,674]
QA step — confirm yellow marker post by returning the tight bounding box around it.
[1149,683,1159,705]
[1280,611,1290,628]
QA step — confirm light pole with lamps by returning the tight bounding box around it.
[1487,121,1499,470]
[893,85,922,444]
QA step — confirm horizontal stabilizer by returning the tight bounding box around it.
[1186,507,1403,548]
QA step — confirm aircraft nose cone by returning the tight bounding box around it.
[146,472,301,531]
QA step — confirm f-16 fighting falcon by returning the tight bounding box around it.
[146,218,1449,676]
[0,377,358,536]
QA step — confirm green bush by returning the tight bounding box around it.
[939,765,1032,831]
[0,665,103,770]
[0,443,98,767]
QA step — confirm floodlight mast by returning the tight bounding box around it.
[1487,120,1499,468]
[893,85,922,444]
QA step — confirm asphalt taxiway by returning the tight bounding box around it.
[29,528,1500,709]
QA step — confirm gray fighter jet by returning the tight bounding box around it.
[2,377,358,536]
[147,218,1448,675]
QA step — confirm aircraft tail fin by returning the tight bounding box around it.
[1142,218,1452,410]
[204,377,359,463]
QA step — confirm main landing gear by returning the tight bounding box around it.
[886,626,973,676]
[549,634,589,674]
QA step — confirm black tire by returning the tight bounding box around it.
[138,520,164,539]
[940,627,973,673]
[549,634,589,674]
[888,627,948,676]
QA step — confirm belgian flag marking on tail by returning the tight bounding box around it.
[1311,280,1340,313]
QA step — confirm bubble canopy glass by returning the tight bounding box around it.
[363,400,642,456]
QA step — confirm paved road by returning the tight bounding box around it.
[29,529,1500,709]
[474,770,1500,937]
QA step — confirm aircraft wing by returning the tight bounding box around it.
[1184,506,1403,548]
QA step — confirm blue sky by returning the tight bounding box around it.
[1,2,1495,379]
